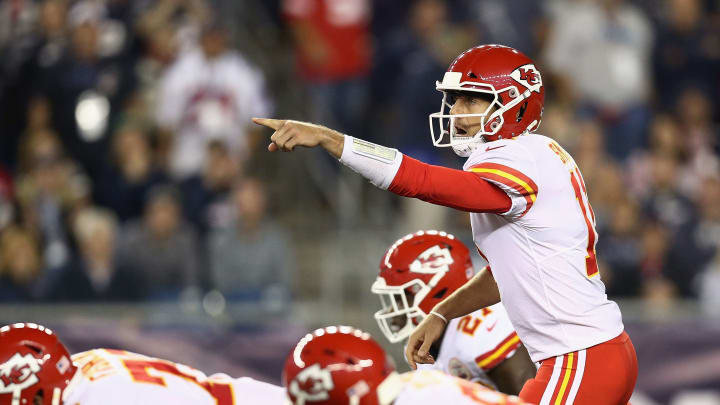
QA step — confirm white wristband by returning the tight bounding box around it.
[429,311,448,324]
[339,136,403,190]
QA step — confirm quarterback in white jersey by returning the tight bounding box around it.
[0,323,285,405]
[254,44,638,404]
[371,231,535,394]
[283,326,528,405]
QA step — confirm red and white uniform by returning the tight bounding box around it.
[417,303,521,389]
[62,349,285,405]
[390,369,526,405]
[461,134,624,362]
[387,134,624,362]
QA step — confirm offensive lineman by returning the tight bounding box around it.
[371,230,535,394]
[283,325,528,405]
[254,44,638,404]
[0,323,285,405]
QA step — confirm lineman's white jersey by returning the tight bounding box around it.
[390,369,526,405]
[417,302,520,389]
[62,349,285,405]
[463,134,624,362]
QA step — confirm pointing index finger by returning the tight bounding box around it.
[252,117,286,131]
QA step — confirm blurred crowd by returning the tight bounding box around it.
[0,0,718,311]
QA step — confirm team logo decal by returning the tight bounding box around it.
[410,245,454,275]
[289,364,335,402]
[510,64,542,93]
[0,353,41,393]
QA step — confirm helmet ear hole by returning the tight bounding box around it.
[432,287,448,299]
[516,101,528,122]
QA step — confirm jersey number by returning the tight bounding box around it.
[111,350,234,405]
[549,142,599,278]
[456,308,493,337]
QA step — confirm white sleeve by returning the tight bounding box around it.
[339,136,403,190]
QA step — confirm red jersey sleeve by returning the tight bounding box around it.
[387,156,511,213]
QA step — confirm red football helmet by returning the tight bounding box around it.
[0,323,77,405]
[371,230,474,343]
[429,44,545,156]
[283,326,397,405]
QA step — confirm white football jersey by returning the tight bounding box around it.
[62,349,286,405]
[417,303,520,389]
[463,134,624,362]
[391,369,525,405]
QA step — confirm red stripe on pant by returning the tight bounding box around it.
[519,331,637,405]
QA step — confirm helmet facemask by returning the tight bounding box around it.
[371,278,431,344]
[429,72,525,157]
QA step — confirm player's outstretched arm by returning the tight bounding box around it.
[253,118,345,157]
[253,118,511,212]
[406,267,501,369]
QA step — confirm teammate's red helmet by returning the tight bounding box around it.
[429,44,545,156]
[0,323,77,405]
[283,326,396,405]
[371,231,474,343]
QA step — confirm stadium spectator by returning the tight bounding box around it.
[465,0,546,57]
[664,177,720,298]
[674,87,720,195]
[597,198,644,297]
[652,0,720,110]
[0,226,43,302]
[209,177,294,308]
[544,0,654,161]
[641,153,696,233]
[117,185,199,300]
[627,115,688,199]
[639,222,676,305]
[0,0,66,169]
[15,131,90,270]
[697,249,720,316]
[44,207,140,301]
[282,0,371,136]
[95,126,168,222]
[180,140,239,235]
[156,19,270,179]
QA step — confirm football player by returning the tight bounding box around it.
[254,44,638,404]
[0,323,285,405]
[371,230,535,394]
[283,325,528,405]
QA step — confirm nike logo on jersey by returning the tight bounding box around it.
[485,145,506,152]
[485,320,498,332]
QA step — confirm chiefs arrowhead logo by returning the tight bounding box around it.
[289,364,334,403]
[0,353,41,394]
[510,64,542,94]
[410,245,454,275]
